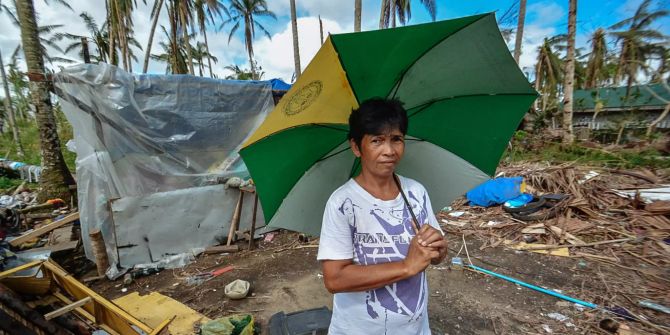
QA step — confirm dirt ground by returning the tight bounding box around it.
[78,230,669,335]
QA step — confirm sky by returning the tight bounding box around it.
[0,0,669,87]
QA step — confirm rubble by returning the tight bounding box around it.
[440,162,670,334]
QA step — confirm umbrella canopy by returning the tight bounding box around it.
[240,13,537,236]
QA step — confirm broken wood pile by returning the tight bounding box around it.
[440,162,670,334]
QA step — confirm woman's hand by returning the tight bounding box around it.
[403,234,440,275]
[416,224,448,264]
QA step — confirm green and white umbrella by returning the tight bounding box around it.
[240,13,537,236]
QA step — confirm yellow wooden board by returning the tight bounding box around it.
[114,292,210,335]
[504,240,570,257]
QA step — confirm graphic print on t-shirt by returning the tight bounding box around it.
[338,189,431,321]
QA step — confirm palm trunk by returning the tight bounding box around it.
[81,37,91,63]
[354,0,362,32]
[168,2,179,74]
[319,15,324,44]
[245,17,255,79]
[534,56,543,110]
[614,43,627,85]
[179,8,195,75]
[15,0,74,202]
[379,0,387,29]
[391,0,396,28]
[108,1,116,65]
[0,49,24,158]
[203,28,214,77]
[562,0,577,144]
[248,51,255,80]
[646,102,670,138]
[290,0,301,79]
[143,0,164,73]
[524,57,543,131]
[114,8,129,71]
[513,0,526,64]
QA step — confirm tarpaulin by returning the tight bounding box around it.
[54,64,274,269]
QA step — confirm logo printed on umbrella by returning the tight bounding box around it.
[283,80,323,116]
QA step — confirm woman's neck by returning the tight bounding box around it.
[355,171,399,201]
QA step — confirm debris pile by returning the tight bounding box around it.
[440,162,670,333]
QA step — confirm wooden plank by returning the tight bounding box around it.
[204,245,240,254]
[44,297,92,320]
[9,212,79,247]
[43,260,154,334]
[27,240,78,254]
[226,191,244,246]
[0,260,43,280]
[53,292,121,335]
[249,194,259,251]
[149,316,176,335]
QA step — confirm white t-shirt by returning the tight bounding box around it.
[317,176,442,335]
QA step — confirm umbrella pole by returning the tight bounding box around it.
[393,173,420,234]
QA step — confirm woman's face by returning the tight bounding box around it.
[351,128,405,178]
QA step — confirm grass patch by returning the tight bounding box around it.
[503,131,670,169]
[0,105,75,171]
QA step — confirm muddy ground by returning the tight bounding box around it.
[74,230,669,335]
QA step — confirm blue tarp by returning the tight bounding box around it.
[269,78,291,91]
[466,177,525,207]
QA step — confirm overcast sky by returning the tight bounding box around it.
[0,0,669,87]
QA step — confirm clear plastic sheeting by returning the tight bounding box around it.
[54,64,274,269]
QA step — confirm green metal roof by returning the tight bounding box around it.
[573,84,670,112]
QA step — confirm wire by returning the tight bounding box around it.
[462,234,474,266]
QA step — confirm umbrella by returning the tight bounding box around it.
[240,13,537,236]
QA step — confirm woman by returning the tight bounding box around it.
[317,98,448,334]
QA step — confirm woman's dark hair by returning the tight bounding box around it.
[348,98,408,147]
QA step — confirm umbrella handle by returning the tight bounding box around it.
[393,173,421,234]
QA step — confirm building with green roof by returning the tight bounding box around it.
[572,84,670,131]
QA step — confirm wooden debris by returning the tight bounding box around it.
[441,163,670,335]
[89,229,109,276]
[9,212,79,247]
[204,245,240,254]
[44,296,92,320]
[645,200,670,215]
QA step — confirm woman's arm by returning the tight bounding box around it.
[321,236,439,293]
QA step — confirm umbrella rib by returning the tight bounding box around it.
[313,124,349,132]
[384,13,491,100]
[406,92,537,117]
[316,142,350,162]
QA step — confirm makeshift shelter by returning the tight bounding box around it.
[54,64,275,272]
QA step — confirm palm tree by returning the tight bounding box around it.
[176,0,196,74]
[107,0,139,71]
[584,29,609,89]
[530,36,564,129]
[195,0,226,78]
[143,0,165,73]
[354,0,361,32]
[59,13,110,63]
[290,0,300,79]
[7,53,32,120]
[651,46,669,83]
[609,0,669,87]
[192,41,218,76]
[224,63,263,80]
[221,0,276,79]
[562,0,577,144]
[513,0,527,64]
[379,0,436,29]
[0,48,24,158]
[15,0,74,201]
[151,25,189,74]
